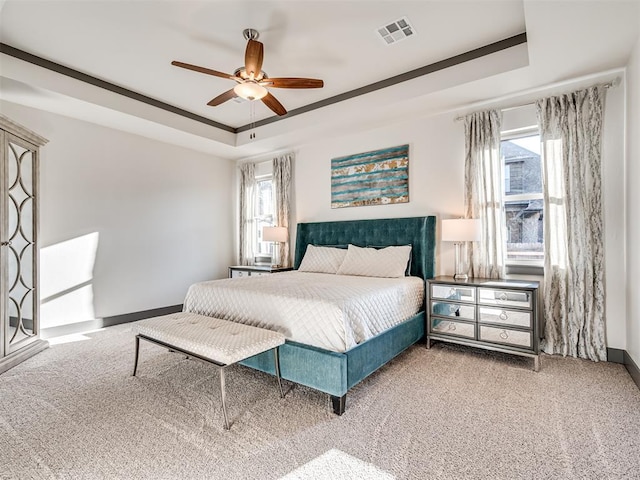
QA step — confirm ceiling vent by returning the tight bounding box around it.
[376,17,416,45]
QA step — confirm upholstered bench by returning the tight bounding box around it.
[132,312,286,430]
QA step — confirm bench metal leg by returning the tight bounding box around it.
[274,347,285,399]
[132,335,140,376]
[220,367,230,430]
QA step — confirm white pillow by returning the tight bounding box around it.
[297,245,348,274]
[336,244,412,278]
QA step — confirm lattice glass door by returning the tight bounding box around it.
[1,132,39,356]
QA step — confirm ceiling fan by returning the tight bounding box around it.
[171,28,324,116]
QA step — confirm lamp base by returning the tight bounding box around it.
[453,242,470,282]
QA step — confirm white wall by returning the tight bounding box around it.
[626,36,640,366]
[291,81,627,349]
[1,101,234,329]
[294,112,463,276]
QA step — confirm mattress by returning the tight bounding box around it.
[183,271,425,352]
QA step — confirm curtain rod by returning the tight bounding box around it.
[453,77,621,122]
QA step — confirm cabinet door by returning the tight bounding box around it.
[1,134,39,355]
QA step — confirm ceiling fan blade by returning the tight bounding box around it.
[262,78,324,89]
[244,39,264,79]
[171,61,236,80]
[262,92,287,116]
[207,88,238,106]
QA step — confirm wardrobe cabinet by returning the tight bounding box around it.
[0,115,48,374]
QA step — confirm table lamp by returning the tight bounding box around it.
[262,226,288,268]
[442,218,481,280]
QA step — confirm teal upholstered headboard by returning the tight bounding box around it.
[294,216,436,280]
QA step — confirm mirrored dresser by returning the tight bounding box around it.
[427,276,540,371]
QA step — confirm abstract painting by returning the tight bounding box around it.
[331,144,409,208]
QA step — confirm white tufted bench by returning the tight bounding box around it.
[132,312,286,430]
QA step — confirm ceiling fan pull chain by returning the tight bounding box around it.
[249,101,256,140]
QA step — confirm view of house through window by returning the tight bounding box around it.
[255,175,275,262]
[501,132,544,264]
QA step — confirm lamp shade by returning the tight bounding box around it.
[263,226,288,243]
[234,82,268,101]
[442,219,481,242]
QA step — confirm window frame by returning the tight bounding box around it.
[254,173,275,262]
[500,127,544,270]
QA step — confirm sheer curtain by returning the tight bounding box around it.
[239,162,256,266]
[273,153,293,267]
[463,110,505,279]
[536,85,607,361]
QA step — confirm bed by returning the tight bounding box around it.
[185,216,436,414]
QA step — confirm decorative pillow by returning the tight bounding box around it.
[367,244,413,275]
[336,244,412,278]
[297,245,348,274]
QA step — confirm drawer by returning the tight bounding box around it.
[431,284,475,303]
[251,271,270,277]
[431,301,475,321]
[478,307,532,329]
[478,288,532,309]
[431,319,475,339]
[479,325,532,349]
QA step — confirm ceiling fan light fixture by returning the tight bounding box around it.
[233,81,268,101]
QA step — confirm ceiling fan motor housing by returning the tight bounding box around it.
[243,28,259,41]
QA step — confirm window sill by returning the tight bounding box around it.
[506,263,544,276]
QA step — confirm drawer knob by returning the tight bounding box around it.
[448,323,457,331]
[499,311,509,321]
[499,330,509,340]
[499,292,508,301]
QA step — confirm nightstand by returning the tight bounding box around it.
[228,265,293,278]
[426,276,540,371]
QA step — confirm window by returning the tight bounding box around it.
[501,131,543,265]
[254,175,275,262]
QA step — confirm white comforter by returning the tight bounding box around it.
[183,271,424,352]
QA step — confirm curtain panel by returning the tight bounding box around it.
[463,109,505,279]
[536,85,607,361]
[239,162,256,266]
[273,153,293,267]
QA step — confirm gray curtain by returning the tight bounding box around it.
[536,85,607,361]
[464,110,505,279]
[239,162,256,266]
[273,153,293,267]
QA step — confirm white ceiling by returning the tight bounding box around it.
[1,0,639,159]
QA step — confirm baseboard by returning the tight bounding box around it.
[624,351,640,392]
[607,348,625,364]
[41,304,183,339]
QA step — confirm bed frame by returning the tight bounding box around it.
[240,216,436,414]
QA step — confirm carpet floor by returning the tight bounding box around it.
[1,323,639,480]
